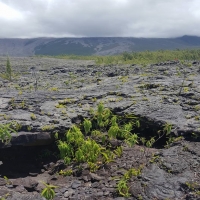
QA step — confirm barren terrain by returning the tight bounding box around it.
[0,56,200,200]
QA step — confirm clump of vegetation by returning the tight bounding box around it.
[41,124,55,131]
[49,49,200,65]
[57,102,141,171]
[57,103,176,175]
[117,167,142,197]
[6,56,12,81]
[0,123,16,144]
[54,102,181,198]
[30,113,37,120]
[184,181,200,197]
[41,182,57,200]
[0,56,13,81]
[59,169,73,176]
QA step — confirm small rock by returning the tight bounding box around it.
[71,180,81,189]
[29,172,38,177]
[90,173,104,181]
[48,160,65,175]
[0,178,6,186]
[92,182,99,188]
[64,189,75,197]
[104,191,110,196]
[15,185,26,192]
[59,187,68,193]
[82,175,89,182]
[6,184,14,188]
[96,191,104,196]
[12,177,38,190]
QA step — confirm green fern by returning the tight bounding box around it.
[66,125,84,146]
[114,146,123,157]
[117,179,130,197]
[163,123,172,135]
[57,140,73,159]
[83,118,92,134]
[125,133,138,147]
[108,125,119,139]
[0,123,16,144]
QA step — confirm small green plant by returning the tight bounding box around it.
[150,155,160,163]
[124,167,142,180]
[117,179,130,197]
[108,124,119,139]
[92,97,97,102]
[87,162,100,172]
[49,87,59,92]
[118,122,132,139]
[66,126,84,147]
[55,104,66,108]
[114,146,123,157]
[191,132,199,139]
[41,182,57,200]
[101,149,115,163]
[64,80,69,85]
[125,133,139,147]
[76,138,102,163]
[91,130,102,137]
[95,102,111,128]
[83,118,92,134]
[185,181,200,196]
[145,137,155,148]
[116,166,142,197]
[163,123,172,135]
[6,56,12,81]
[30,113,36,120]
[138,194,143,200]
[57,140,73,161]
[0,124,16,144]
[0,193,10,200]
[3,176,12,185]
[59,169,73,176]
[10,121,22,131]
[54,132,59,140]
[27,125,32,131]
[18,90,23,95]
[194,105,200,111]
[41,124,55,131]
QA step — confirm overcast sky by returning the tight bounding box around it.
[0,0,200,38]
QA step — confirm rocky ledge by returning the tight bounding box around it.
[0,56,199,199]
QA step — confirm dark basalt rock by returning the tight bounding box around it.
[0,57,199,199]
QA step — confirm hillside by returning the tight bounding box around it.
[0,35,200,56]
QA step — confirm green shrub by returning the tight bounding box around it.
[0,124,16,144]
[6,57,12,81]
[41,182,57,200]
[83,118,92,134]
[117,179,130,197]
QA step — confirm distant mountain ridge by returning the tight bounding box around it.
[0,35,200,56]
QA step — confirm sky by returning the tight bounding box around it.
[0,0,200,38]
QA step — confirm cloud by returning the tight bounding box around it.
[0,0,200,38]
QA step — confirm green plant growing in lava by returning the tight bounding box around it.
[117,167,142,197]
[57,102,142,171]
[0,123,16,144]
[95,102,111,128]
[83,118,92,134]
[6,56,12,81]
[41,182,57,200]
[117,179,130,197]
